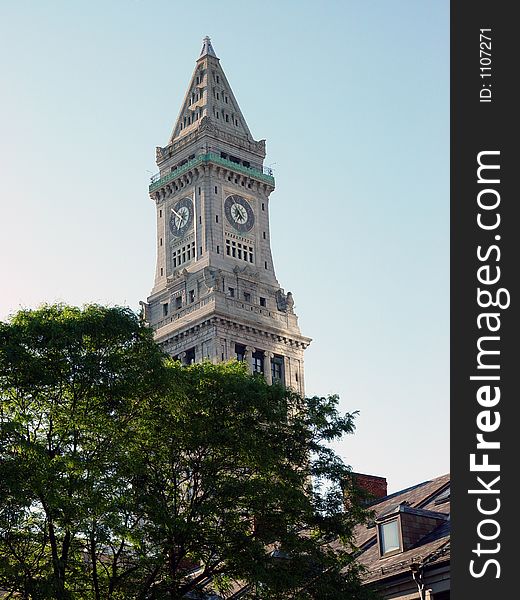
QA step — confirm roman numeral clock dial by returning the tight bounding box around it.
[224,194,254,233]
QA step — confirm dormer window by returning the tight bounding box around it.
[379,519,401,556]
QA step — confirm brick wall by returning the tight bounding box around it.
[353,473,388,499]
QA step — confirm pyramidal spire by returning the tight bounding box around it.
[200,35,217,58]
[168,37,252,143]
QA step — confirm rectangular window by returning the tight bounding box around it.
[162,303,169,317]
[252,350,264,374]
[216,215,219,223]
[185,348,195,365]
[228,287,235,298]
[189,290,195,303]
[262,203,265,211]
[235,343,245,362]
[379,520,401,555]
[159,209,162,218]
[271,355,284,383]
[217,245,220,254]
[264,261,268,269]
[175,296,182,309]
[200,246,202,256]
[160,238,163,246]
[263,231,266,239]
[259,297,266,307]
[160,268,163,276]
[244,292,251,302]
[215,186,218,194]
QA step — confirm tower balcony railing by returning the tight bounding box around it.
[149,152,275,192]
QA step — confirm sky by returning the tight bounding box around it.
[0,0,449,493]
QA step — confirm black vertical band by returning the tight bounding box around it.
[451,2,516,597]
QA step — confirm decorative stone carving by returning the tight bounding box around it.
[139,301,150,324]
[275,289,288,312]
[286,292,294,313]
[203,267,223,292]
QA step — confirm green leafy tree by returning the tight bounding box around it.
[0,304,371,599]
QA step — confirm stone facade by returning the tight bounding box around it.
[142,38,311,395]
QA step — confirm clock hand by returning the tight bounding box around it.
[171,207,182,219]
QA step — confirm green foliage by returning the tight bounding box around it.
[0,304,370,599]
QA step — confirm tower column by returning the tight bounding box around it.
[244,345,254,374]
[265,351,273,384]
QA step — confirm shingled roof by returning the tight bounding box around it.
[352,473,450,586]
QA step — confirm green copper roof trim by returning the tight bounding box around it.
[149,152,275,192]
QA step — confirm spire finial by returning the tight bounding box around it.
[200,36,217,58]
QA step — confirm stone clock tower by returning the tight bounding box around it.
[142,37,311,395]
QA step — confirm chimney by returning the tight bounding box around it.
[352,472,388,500]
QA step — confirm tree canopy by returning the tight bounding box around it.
[0,304,371,599]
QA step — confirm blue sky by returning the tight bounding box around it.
[0,0,449,492]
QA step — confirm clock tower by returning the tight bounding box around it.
[142,37,311,395]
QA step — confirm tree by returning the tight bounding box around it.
[0,305,371,599]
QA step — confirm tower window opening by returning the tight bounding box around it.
[225,114,229,122]
[263,231,266,239]
[198,187,201,195]
[160,268,163,276]
[173,241,196,268]
[235,343,245,362]
[189,290,195,303]
[163,303,169,317]
[216,75,219,83]
[159,209,162,217]
[228,287,235,298]
[264,261,268,269]
[252,350,264,374]
[262,203,265,211]
[216,215,219,223]
[215,186,218,194]
[244,292,251,302]
[160,238,163,246]
[271,355,284,383]
[175,296,182,310]
[185,348,195,365]
[260,297,266,307]
[225,96,228,103]
[216,92,219,100]
[199,216,202,224]
[200,246,202,256]
[217,245,220,254]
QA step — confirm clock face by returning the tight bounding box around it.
[224,195,254,232]
[169,197,194,237]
